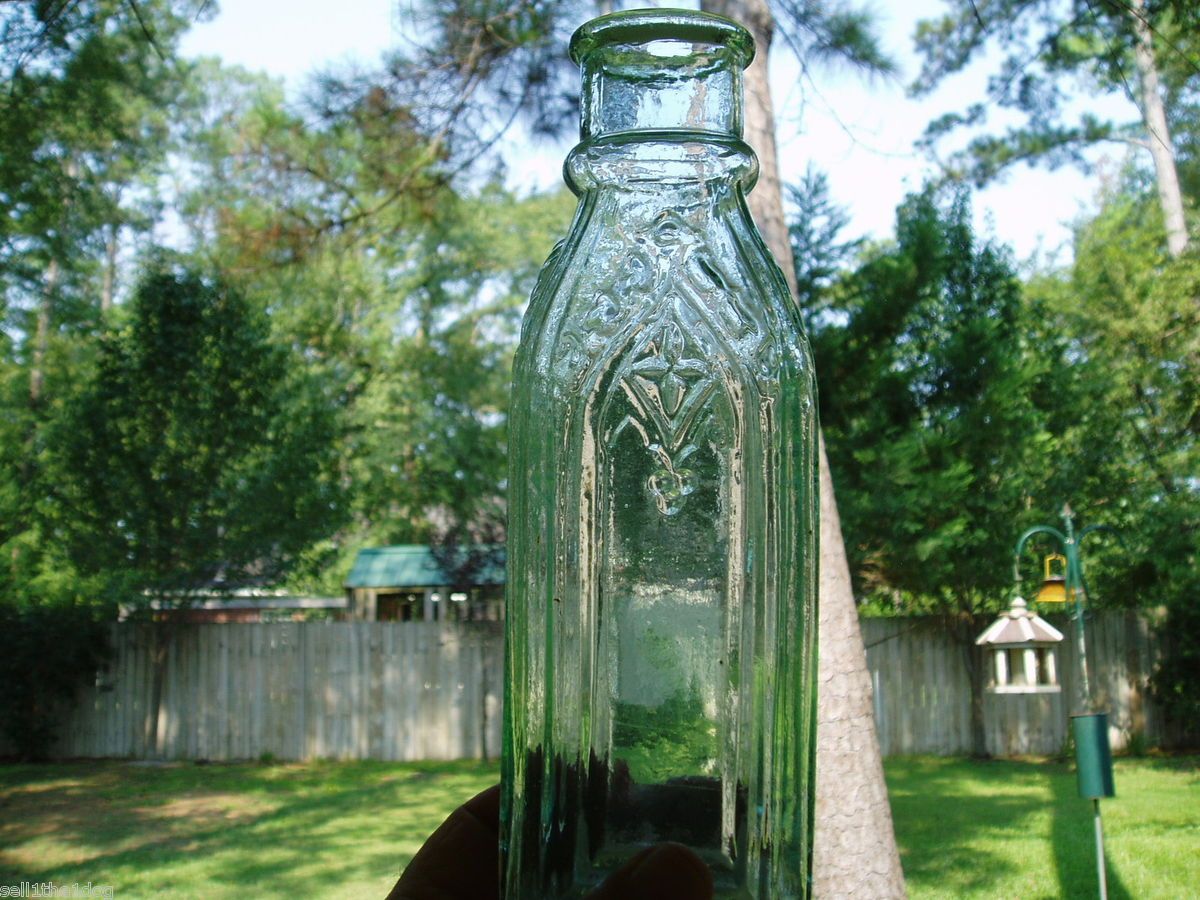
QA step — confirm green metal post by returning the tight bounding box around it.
[1013,506,1121,900]
[1062,503,1091,711]
[1093,799,1108,900]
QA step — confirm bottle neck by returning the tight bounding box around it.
[578,45,745,142]
[564,12,758,211]
[571,11,752,141]
[564,132,758,200]
[567,10,754,196]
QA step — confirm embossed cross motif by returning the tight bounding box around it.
[630,320,710,422]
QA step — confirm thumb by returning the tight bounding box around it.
[585,843,714,900]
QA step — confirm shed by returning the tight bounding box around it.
[126,590,347,623]
[152,593,346,623]
[344,544,505,622]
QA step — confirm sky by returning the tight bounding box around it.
[179,0,1136,263]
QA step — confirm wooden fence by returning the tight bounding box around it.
[56,622,503,762]
[47,612,1162,761]
[862,611,1164,756]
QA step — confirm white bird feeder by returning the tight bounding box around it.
[976,596,1065,693]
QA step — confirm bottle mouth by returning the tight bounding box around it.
[569,9,755,69]
[570,10,754,142]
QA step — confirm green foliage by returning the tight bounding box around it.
[0,503,115,758]
[400,0,895,156]
[165,0,893,595]
[174,59,576,592]
[800,172,1196,738]
[613,684,718,783]
[48,263,345,598]
[1057,188,1199,504]
[0,597,109,761]
[402,0,580,141]
[787,164,863,321]
[1153,596,1200,738]
[0,2,206,759]
[0,0,1191,756]
[0,514,115,759]
[817,188,1050,615]
[762,0,896,76]
[346,185,572,544]
[1027,182,1199,731]
[790,161,1197,740]
[911,0,1200,190]
[0,0,202,324]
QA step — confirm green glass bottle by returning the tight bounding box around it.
[502,10,818,898]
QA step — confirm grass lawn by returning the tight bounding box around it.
[0,759,497,899]
[1,755,1196,898]
[888,755,1200,899]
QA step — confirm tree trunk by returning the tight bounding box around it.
[144,619,173,759]
[701,1,906,895]
[30,258,58,406]
[102,223,118,313]
[956,617,989,758]
[32,157,78,405]
[812,431,907,895]
[1130,0,1188,257]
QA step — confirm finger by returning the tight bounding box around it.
[387,784,501,900]
[584,842,714,900]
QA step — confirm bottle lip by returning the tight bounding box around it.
[564,130,759,194]
[569,9,755,68]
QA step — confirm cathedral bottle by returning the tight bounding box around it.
[501,10,818,898]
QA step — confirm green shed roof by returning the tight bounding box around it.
[344,545,505,589]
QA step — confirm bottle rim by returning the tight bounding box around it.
[569,9,755,69]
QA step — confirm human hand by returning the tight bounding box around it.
[386,784,714,900]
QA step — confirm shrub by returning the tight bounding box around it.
[0,599,110,760]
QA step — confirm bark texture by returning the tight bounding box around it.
[1130,0,1189,257]
[813,433,907,895]
[700,0,906,895]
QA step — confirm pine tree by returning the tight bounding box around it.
[912,0,1198,256]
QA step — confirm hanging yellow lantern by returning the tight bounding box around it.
[1035,553,1071,604]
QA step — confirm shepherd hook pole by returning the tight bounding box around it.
[1093,798,1107,900]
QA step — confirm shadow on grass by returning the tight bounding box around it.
[0,759,498,898]
[1047,762,1133,900]
[886,756,1050,896]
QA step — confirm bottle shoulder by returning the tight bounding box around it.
[516,189,813,398]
